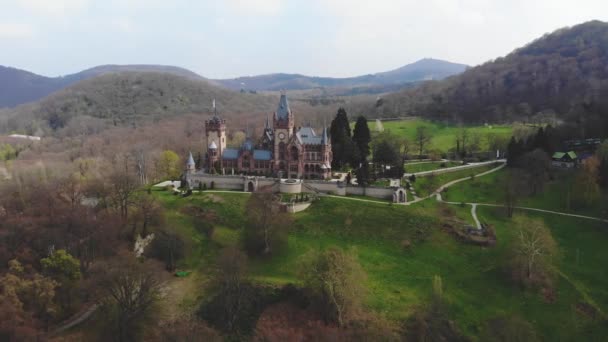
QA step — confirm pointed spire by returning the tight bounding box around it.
[265,114,270,129]
[322,126,329,145]
[186,151,195,169]
[276,92,291,120]
[212,98,219,119]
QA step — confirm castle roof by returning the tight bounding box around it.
[222,148,239,160]
[242,139,254,151]
[276,93,291,120]
[296,126,324,145]
[186,152,195,166]
[253,150,272,160]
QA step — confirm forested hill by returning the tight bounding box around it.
[0,64,207,108]
[214,58,468,92]
[0,72,280,136]
[374,20,608,132]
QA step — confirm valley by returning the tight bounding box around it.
[1,16,608,342]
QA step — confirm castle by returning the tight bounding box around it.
[186,94,333,179]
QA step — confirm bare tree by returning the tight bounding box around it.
[415,126,432,157]
[299,247,367,327]
[109,167,138,220]
[102,263,159,342]
[510,216,559,288]
[243,188,292,256]
[503,170,527,218]
[131,192,163,238]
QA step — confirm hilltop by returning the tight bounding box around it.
[373,20,608,131]
[214,58,468,92]
[0,71,358,137]
[0,64,207,108]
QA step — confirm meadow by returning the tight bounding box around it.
[155,188,608,341]
[410,162,501,198]
[443,168,608,218]
[404,160,462,173]
[373,118,513,152]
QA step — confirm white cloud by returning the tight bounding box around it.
[0,23,35,39]
[223,0,284,16]
[17,0,89,15]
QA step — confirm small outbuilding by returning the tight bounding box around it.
[551,151,577,168]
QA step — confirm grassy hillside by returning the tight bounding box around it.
[443,168,608,218]
[154,189,608,340]
[372,119,513,152]
[0,64,208,109]
[0,72,351,137]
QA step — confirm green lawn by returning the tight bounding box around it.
[443,168,608,218]
[375,119,513,152]
[411,163,501,198]
[404,161,462,173]
[155,187,608,340]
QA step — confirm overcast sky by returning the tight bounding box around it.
[0,0,607,78]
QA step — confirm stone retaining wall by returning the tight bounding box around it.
[184,172,403,201]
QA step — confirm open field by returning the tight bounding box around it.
[154,188,608,340]
[411,162,501,198]
[404,160,462,173]
[443,168,608,218]
[374,119,513,152]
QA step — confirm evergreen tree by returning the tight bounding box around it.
[352,116,371,163]
[506,136,519,167]
[330,108,354,169]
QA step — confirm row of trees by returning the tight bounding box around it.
[329,108,371,170]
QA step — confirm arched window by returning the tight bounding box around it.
[243,156,250,168]
[291,146,299,161]
[305,164,309,172]
[279,142,286,160]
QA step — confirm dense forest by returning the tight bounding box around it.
[374,21,608,136]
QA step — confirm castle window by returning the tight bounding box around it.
[279,142,286,160]
[291,146,298,161]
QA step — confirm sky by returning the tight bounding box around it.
[0,0,607,79]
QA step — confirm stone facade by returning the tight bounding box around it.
[199,94,332,179]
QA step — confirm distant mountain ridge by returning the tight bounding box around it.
[213,58,469,91]
[372,20,608,129]
[0,64,206,108]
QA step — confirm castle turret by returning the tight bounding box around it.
[205,99,226,170]
[186,151,196,173]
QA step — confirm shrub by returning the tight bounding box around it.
[210,181,215,190]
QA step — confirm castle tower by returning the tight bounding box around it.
[186,151,196,173]
[273,93,294,175]
[205,99,226,169]
[208,141,219,173]
[321,126,332,178]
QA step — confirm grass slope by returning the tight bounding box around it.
[404,161,461,173]
[444,168,608,218]
[375,119,512,152]
[155,188,608,340]
[411,163,500,198]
